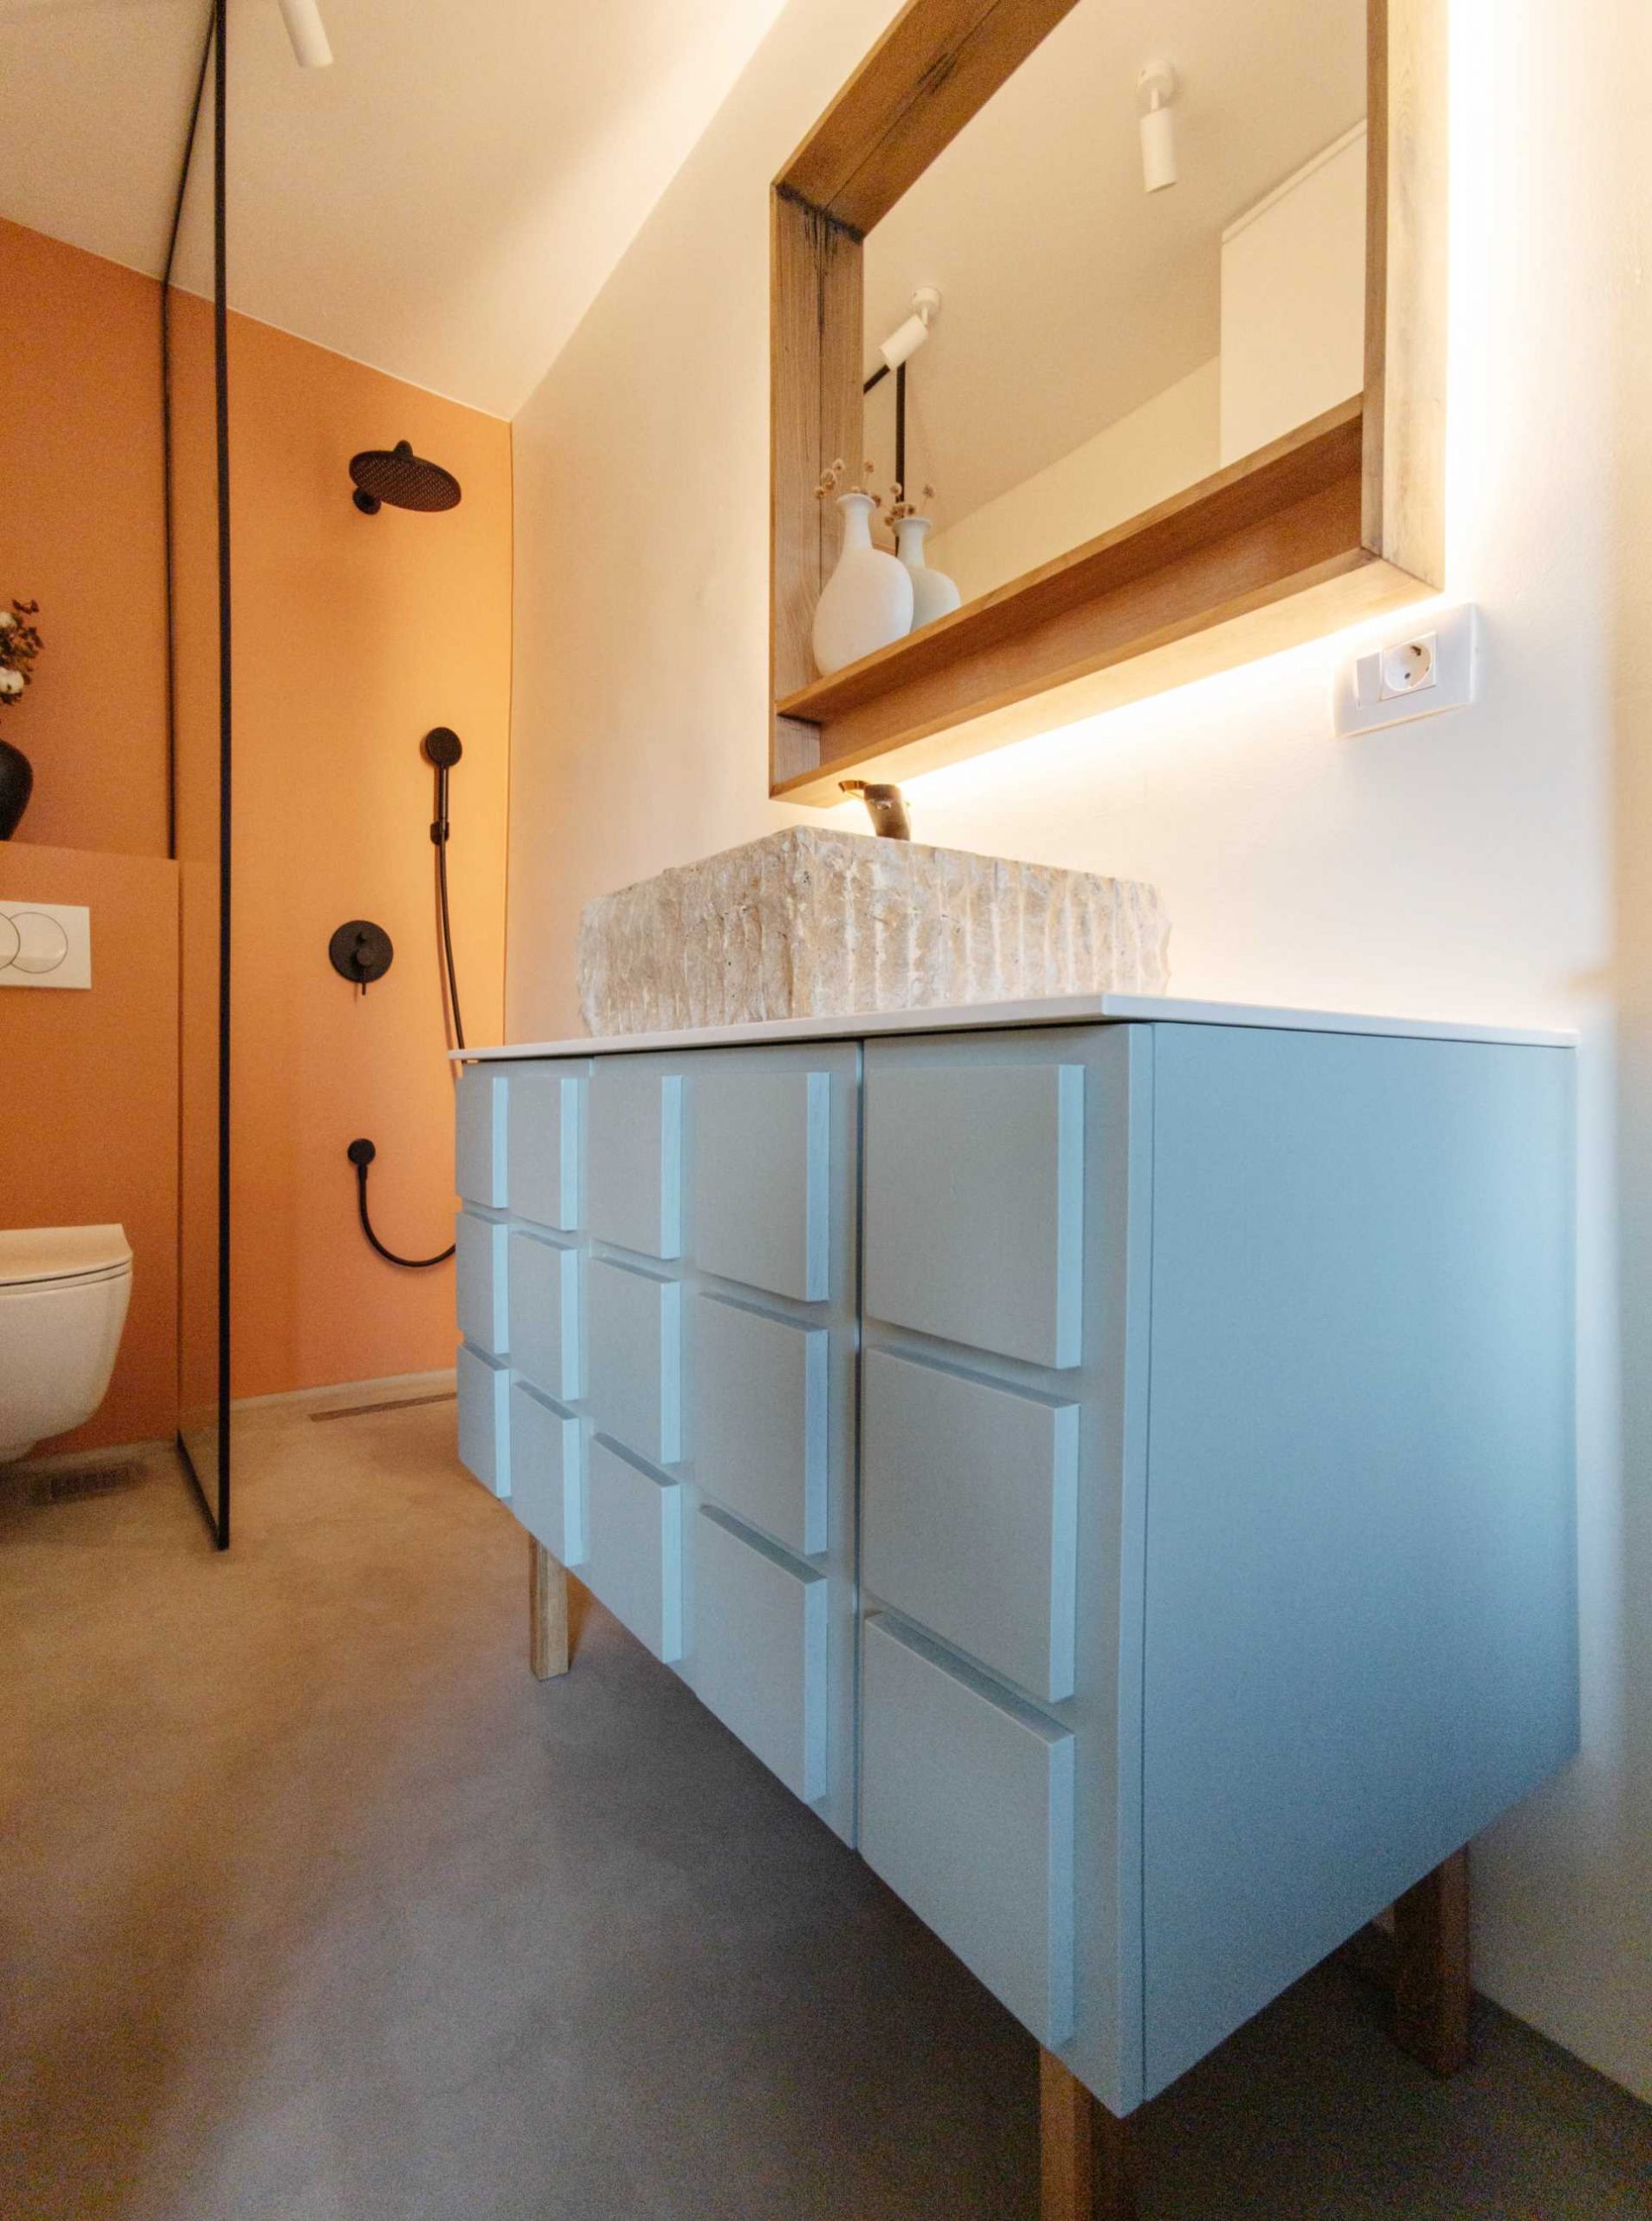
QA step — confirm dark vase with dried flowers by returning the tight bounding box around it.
[0,740,34,840]
[0,599,43,838]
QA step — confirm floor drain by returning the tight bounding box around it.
[309,1391,456,1424]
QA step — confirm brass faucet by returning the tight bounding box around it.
[840,780,911,841]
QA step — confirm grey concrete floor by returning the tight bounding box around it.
[1,1396,1647,2221]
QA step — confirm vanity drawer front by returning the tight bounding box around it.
[456,1343,509,1496]
[860,1614,1075,2049]
[692,1294,827,1557]
[456,1065,508,1208]
[455,1210,508,1356]
[693,1509,828,1803]
[507,1068,583,1231]
[862,1059,1085,1367]
[508,1230,580,1403]
[690,1066,829,1301]
[862,1350,1078,1702]
[508,1383,584,1565]
[587,1065,683,1259]
[587,1258,682,1468]
[585,1438,683,1662]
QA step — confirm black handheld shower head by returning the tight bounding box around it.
[418,727,465,1052]
[350,440,462,515]
[423,728,462,850]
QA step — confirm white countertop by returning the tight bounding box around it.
[453,993,1576,1062]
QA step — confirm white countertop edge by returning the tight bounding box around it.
[452,993,1577,1062]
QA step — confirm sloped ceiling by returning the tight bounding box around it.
[0,0,790,416]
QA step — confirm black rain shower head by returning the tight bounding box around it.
[349,440,462,515]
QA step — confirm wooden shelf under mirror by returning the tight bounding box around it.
[770,0,1446,805]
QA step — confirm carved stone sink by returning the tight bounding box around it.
[577,827,1170,1037]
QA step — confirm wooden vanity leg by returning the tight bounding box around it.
[1039,2049,1137,2221]
[1393,1847,1472,2075]
[528,1535,569,1680]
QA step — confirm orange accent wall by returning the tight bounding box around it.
[0,844,180,1453]
[2,219,513,1433]
[222,314,511,1399]
[0,219,169,858]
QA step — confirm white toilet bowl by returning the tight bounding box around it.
[0,1226,134,1464]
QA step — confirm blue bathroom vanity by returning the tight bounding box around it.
[454,995,1577,2210]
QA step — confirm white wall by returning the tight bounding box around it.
[508,0,1650,2101]
[928,358,1220,602]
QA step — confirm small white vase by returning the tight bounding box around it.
[812,492,913,676]
[893,514,961,629]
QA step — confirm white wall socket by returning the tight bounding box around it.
[1333,604,1478,737]
[0,901,91,990]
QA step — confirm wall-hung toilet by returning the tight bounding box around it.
[0,1227,133,1463]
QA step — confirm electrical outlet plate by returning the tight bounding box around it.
[0,901,91,990]
[1333,604,1478,737]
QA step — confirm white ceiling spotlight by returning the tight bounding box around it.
[277,0,333,69]
[1137,62,1178,193]
[879,285,942,372]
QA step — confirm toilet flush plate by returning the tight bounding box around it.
[0,901,90,989]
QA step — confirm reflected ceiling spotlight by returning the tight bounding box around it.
[348,441,462,515]
[878,285,942,374]
[1137,62,1178,193]
[278,0,333,69]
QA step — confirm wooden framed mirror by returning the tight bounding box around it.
[770,0,1446,802]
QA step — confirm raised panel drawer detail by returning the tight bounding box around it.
[508,1383,584,1565]
[587,1065,682,1259]
[507,1069,583,1230]
[588,1258,681,1467]
[863,1061,1085,1367]
[694,1508,827,1802]
[862,1350,1078,1701]
[456,1065,508,1209]
[456,1343,509,1496]
[860,1613,1075,2048]
[691,1066,829,1300]
[692,1294,826,1556]
[585,1438,683,1662]
[456,1210,508,1356]
[508,1230,580,1403]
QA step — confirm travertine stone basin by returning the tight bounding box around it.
[577,827,1170,1036]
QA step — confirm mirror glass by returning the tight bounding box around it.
[169,29,232,1544]
[862,0,1367,613]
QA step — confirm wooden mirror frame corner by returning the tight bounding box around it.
[769,0,1446,803]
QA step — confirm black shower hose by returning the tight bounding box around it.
[351,836,466,1270]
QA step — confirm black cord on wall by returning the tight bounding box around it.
[350,1138,454,1268]
[437,838,465,1055]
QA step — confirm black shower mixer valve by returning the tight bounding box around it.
[328,917,395,993]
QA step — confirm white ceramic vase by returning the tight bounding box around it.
[893,514,961,629]
[812,492,913,676]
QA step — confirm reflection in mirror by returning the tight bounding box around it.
[167,6,232,1544]
[862,0,1367,618]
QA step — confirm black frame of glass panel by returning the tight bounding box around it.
[164,0,232,1549]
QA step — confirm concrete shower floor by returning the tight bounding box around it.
[1,1398,1648,2221]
